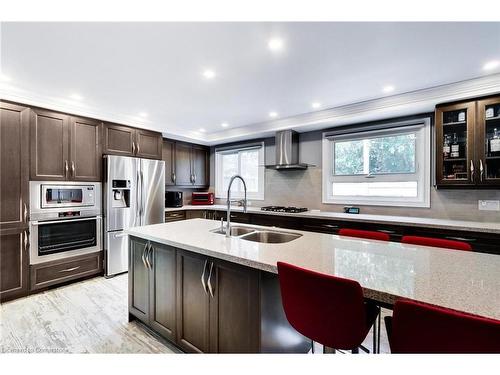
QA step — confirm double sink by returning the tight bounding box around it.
[211,225,302,244]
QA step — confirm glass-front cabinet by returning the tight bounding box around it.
[436,102,475,186]
[477,97,500,185]
[436,95,500,187]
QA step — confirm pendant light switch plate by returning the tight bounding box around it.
[478,200,500,211]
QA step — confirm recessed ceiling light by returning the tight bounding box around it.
[483,60,500,71]
[138,112,148,118]
[221,122,229,128]
[0,73,11,82]
[311,102,322,109]
[382,85,395,93]
[269,111,279,118]
[199,128,206,133]
[69,93,83,100]
[268,38,284,52]
[202,69,216,79]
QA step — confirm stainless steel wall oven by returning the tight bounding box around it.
[29,181,102,264]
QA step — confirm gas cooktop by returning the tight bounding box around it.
[260,206,308,213]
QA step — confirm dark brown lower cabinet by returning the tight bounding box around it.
[209,259,260,353]
[129,237,262,353]
[129,237,151,323]
[149,241,177,342]
[176,250,211,353]
[30,251,103,291]
[0,228,29,302]
[129,237,177,339]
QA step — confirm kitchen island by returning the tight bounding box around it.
[126,218,500,353]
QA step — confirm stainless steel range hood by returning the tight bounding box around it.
[266,130,314,170]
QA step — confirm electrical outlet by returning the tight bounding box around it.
[478,200,500,211]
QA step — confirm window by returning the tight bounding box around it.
[322,118,431,207]
[215,142,265,200]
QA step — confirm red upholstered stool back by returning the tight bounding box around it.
[338,228,390,241]
[401,235,472,251]
[277,261,368,350]
[387,299,500,353]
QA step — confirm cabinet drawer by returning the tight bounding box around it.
[165,211,186,222]
[30,251,103,291]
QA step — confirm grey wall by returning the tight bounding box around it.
[209,129,500,223]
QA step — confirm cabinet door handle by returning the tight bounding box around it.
[207,261,215,298]
[24,230,29,251]
[59,266,80,273]
[201,259,208,294]
[193,174,197,184]
[24,203,29,223]
[65,160,69,179]
[145,243,153,269]
[470,160,475,182]
[480,159,484,182]
[71,161,75,177]
[171,172,176,183]
[132,141,136,155]
[136,142,140,155]
[141,243,148,268]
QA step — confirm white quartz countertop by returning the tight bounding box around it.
[127,219,500,320]
[165,205,500,234]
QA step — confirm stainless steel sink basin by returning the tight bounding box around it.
[239,230,302,244]
[210,226,256,236]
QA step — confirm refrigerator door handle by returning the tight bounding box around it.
[135,168,140,226]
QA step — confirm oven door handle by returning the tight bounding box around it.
[30,216,102,225]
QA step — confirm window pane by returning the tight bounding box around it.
[332,181,418,198]
[369,134,416,174]
[221,153,238,193]
[240,150,259,192]
[334,140,364,175]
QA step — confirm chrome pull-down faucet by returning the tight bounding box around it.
[226,175,247,237]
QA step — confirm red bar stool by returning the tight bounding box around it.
[401,235,472,251]
[385,299,500,353]
[277,261,380,353]
[338,228,390,241]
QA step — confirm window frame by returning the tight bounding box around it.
[215,142,265,200]
[322,118,431,208]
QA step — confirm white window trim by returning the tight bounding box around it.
[322,118,431,208]
[215,142,265,200]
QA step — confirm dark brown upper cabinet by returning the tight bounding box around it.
[192,145,209,187]
[436,95,500,187]
[103,123,162,160]
[476,96,500,186]
[1,102,30,230]
[70,116,102,181]
[162,139,176,186]
[30,108,70,181]
[172,142,209,187]
[174,142,194,186]
[135,129,162,159]
[30,109,102,181]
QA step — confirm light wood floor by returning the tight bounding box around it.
[0,275,177,354]
[1,274,391,354]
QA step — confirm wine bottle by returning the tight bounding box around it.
[443,134,451,158]
[490,128,500,157]
[451,133,460,158]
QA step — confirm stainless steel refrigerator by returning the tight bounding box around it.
[103,155,165,277]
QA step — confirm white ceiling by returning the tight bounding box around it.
[1,22,500,144]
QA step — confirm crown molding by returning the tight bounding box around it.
[2,73,499,146]
[0,84,210,145]
[206,73,500,144]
